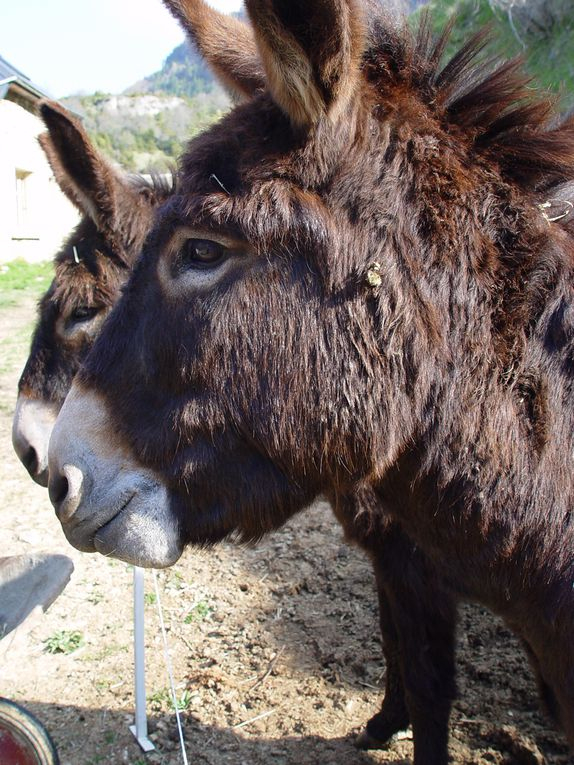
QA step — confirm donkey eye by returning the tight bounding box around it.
[69,306,100,324]
[175,238,227,272]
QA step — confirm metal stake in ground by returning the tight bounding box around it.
[129,566,154,752]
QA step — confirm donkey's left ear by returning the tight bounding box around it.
[162,0,265,101]
[37,100,139,235]
[245,0,366,128]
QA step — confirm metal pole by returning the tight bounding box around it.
[129,566,155,752]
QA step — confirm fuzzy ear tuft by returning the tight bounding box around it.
[38,100,139,235]
[245,0,366,127]
[161,0,265,101]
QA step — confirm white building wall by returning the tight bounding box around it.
[0,99,79,263]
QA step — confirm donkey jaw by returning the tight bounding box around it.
[48,384,184,568]
[57,481,183,568]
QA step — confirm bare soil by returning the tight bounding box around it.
[1,296,573,765]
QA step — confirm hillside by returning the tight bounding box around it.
[126,41,219,99]
[61,10,251,174]
[63,0,574,175]
[63,82,229,174]
[62,35,231,174]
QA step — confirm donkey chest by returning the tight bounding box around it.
[372,469,572,616]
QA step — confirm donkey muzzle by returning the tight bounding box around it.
[12,396,58,486]
[48,384,183,568]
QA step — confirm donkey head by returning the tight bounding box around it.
[47,0,574,566]
[12,101,173,486]
[14,2,264,489]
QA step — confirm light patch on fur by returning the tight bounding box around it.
[254,12,326,126]
[162,0,264,100]
[247,0,364,128]
[56,308,109,344]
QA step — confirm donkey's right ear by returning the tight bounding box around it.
[246,0,366,128]
[161,0,265,101]
[38,100,138,234]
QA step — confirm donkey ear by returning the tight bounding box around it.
[38,100,138,233]
[245,0,366,127]
[161,0,265,101]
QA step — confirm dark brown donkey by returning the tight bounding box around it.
[12,100,174,486]
[16,16,449,755]
[47,1,574,761]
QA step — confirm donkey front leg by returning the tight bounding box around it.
[355,589,410,748]
[521,631,574,749]
[359,538,457,765]
[388,566,457,765]
[334,486,455,760]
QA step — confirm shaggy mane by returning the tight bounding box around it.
[366,12,574,192]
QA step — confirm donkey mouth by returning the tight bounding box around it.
[60,489,137,553]
[92,482,183,568]
[54,466,183,567]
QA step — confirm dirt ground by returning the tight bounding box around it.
[1,295,573,765]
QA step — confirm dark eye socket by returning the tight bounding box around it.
[174,238,227,273]
[69,306,100,324]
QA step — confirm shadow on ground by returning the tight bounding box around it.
[11,698,411,765]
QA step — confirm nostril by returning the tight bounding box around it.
[48,464,84,522]
[22,446,39,475]
[49,473,69,508]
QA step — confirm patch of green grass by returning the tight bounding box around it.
[184,599,213,624]
[43,629,84,655]
[148,688,171,711]
[144,591,157,605]
[0,259,53,308]
[165,570,186,591]
[81,643,129,662]
[148,687,194,712]
[0,323,37,377]
[177,689,194,710]
[86,589,104,605]
[0,260,52,378]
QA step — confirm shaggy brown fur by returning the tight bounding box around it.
[50,2,574,762]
